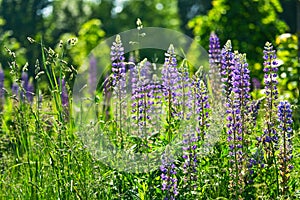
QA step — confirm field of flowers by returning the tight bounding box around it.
[0,22,299,200]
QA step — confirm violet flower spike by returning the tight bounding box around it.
[277,101,293,195]
[259,42,279,158]
[161,44,181,119]
[160,147,178,199]
[61,78,69,107]
[220,40,235,100]
[208,32,222,99]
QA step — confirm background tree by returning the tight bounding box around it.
[188,0,288,80]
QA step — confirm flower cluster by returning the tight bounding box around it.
[178,62,192,120]
[277,101,293,195]
[220,40,235,99]
[110,35,128,145]
[225,52,251,197]
[111,34,126,85]
[258,42,279,160]
[21,72,34,103]
[131,60,156,135]
[193,79,210,141]
[160,148,178,200]
[161,44,181,117]
[208,32,222,98]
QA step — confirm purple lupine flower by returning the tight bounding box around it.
[128,53,136,93]
[21,72,29,101]
[231,53,251,140]
[193,79,210,141]
[182,127,198,194]
[131,60,155,137]
[0,67,5,107]
[160,147,178,199]
[220,40,235,100]
[59,78,69,121]
[20,72,34,103]
[209,32,221,67]
[12,82,19,97]
[226,91,244,197]
[258,42,279,158]
[252,77,261,90]
[161,44,181,119]
[89,55,98,95]
[277,101,293,195]
[60,78,68,107]
[208,32,222,99]
[26,79,34,103]
[248,99,262,129]
[178,62,192,120]
[111,34,126,86]
[226,52,252,197]
[110,35,127,145]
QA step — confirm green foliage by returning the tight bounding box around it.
[276,33,299,103]
[59,19,106,67]
[188,0,288,69]
[0,17,26,69]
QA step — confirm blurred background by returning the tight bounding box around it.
[0,0,299,104]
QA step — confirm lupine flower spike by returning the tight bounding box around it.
[208,32,222,99]
[277,101,293,196]
[160,146,178,200]
[110,34,127,146]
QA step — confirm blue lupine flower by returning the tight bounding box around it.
[12,82,19,97]
[26,78,34,103]
[277,101,293,194]
[220,40,235,99]
[208,32,222,98]
[258,42,279,153]
[225,52,252,197]
[161,44,181,117]
[60,78,68,107]
[160,148,178,199]
[131,59,155,135]
[20,72,34,103]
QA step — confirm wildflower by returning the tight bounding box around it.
[258,42,279,160]
[111,34,126,85]
[131,59,155,137]
[110,35,127,145]
[208,32,222,98]
[26,78,34,103]
[21,72,34,103]
[161,44,181,118]
[277,101,293,195]
[161,44,181,142]
[60,78,69,121]
[11,82,19,97]
[182,127,198,195]
[178,61,192,120]
[226,52,251,198]
[220,40,235,99]
[60,78,68,107]
[252,77,261,90]
[193,79,210,141]
[160,147,178,199]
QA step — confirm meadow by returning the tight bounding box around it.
[0,22,299,200]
